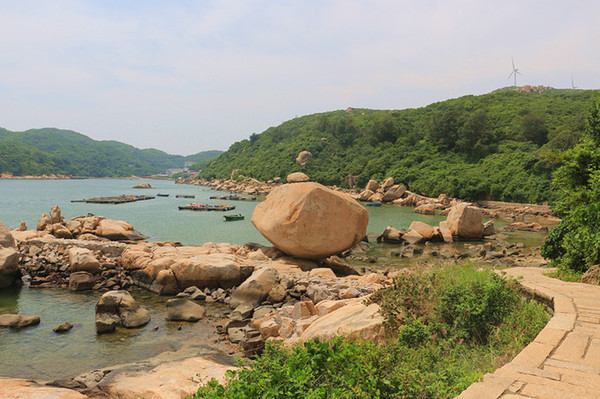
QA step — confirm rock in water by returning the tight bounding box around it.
[446,203,484,239]
[251,182,368,259]
[0,220,19,288]
[95,290,151,333]
[166,298,206,322]
[53,322,74,333]
[0,314,40,329]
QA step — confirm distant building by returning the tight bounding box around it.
[184,161,196,170]
[166,168,185,175]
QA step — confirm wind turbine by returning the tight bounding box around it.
[507,57,521,87]
[571,73,577,89]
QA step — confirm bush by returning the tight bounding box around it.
[191,264,549,399]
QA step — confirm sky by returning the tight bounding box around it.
[0,1,598,155]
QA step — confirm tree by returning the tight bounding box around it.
[518,113,548,146]
[541,98,600,273]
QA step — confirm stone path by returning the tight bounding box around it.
[458,267,600,399]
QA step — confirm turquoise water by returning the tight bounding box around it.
[0,178,450,245]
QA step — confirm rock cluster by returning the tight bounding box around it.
[189,177,279,196]
[252,182,368,259]
[378,203,489,245]
[28,206,147,241]
[14,237,131,290]
[132,182,152,188]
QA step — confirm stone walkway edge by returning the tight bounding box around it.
[457,267,600,399]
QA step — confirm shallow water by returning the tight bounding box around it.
[0,286,227,380]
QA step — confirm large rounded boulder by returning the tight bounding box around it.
[0,220,19,289]
[251,182,368,259]
[446,203,484,239]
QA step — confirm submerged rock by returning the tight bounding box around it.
[53,322,74,333]
[252,182,368,259]
[0,314,40,329]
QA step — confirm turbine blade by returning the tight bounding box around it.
[512,57,515,69]
[508,71,514,79]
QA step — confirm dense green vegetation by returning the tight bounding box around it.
[192,263,548,399]
[541,98,600,276]
[0,127,222,177]
[200,88,597,203]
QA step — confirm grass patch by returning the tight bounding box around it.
[546,268,583,282]
[191,262,549,399]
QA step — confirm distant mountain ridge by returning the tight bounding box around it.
[199,88,599,203]
[0,127,222,177]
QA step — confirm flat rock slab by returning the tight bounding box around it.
[97,356,235,399]
[0,378,88,398]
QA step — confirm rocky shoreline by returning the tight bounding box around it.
[0,177,553,398]
[179,174,558,222]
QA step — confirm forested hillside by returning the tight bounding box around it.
[0,128,222,177]
[199,88,598,203]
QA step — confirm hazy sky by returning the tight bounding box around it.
[1,1,598,155]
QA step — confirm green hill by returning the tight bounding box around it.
[199,88,598,203]
[0,127,222,177]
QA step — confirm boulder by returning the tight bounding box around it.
[96,219,147,241]
[252,182,368,259]
[295,151,313,166]
[414,204,436,215]
[37,213,51,231]
[438,221,453,243]
[377,226,403,243]
[69,271,96,291]
[382,185,406,202]
[68,247,102,274]
[408,221,434,240]
[286,172,310,183]
[370,192,384,202]
[402,229,425,245]
[133,182,152,188]
[299,301,384,342]
[16,221,26,231]
[308,268,336,279]
[150,269,178,295]
[49,205,63,224]
[358,189,374,201]
[0,220,15,248]
[582,265,600,285]
[229,267,279,309]
[381,177,395,190]
[51,223,73,239]
[0,247,20,288]
[365,179,379,192]
[446,203,484,239]
[322,256,360,276]
[169,253,241,289]
[483,220,496,236]
[95,290,150,333]
[0,314,40,329]
[166,298,206,322]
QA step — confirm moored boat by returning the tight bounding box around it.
[365,201,382,207]
[176,194,195,198]
[178,203,236,211]
[224,214,245,221]
[156,193,170,197]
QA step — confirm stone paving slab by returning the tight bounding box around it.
[457,267,600,399]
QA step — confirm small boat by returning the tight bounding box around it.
[156,193,170,197]
[365,202,382,207]
[224,214,245,221]
[179,203,236,211]
[176,194,195,198]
